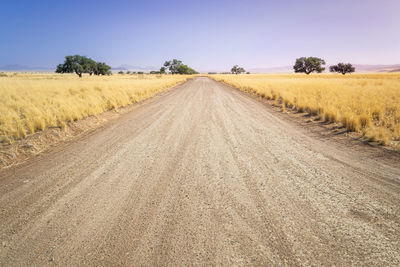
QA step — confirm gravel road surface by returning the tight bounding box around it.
[1,77,399,266]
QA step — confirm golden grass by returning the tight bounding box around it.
[211,73,400,146]
[0,73,190,143]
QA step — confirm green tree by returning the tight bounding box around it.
[163,59,197,74]
[231,65,245,74]
[293,57,325,74]
[84,57,97,75]
[56,55,85,77]
[94,62,112,75]
[160,67,166,74]
[56,55,111,77]
[177,64,197,74]
[164,59,182,74]
[329,63,355,75]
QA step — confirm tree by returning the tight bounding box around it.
[94,62,112,75]
[293,57,325,74]
[329,63,355,75]
[56,55,85,77]
[163,59,197,74]
[84,57,97,75]
[56,55,111,77]
[177,64,197,74]
[231,65,245,74]
[164,59,182,74]
[118,71,124,74]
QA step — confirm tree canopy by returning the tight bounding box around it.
[293,57,325,74]
[231,65,246,74]
[56,55,111,77]
[329,63,355,75]
[162,59,197,74]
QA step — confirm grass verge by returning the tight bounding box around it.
[0,73,190,143]
[210,73,400,147]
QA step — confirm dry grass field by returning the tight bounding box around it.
[0,73,190,143]
[211,73,400,147]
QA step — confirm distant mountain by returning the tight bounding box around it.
[353,64,400,72]
[0,64,51,71]
[388,68,400,73]
[112,65,158,71]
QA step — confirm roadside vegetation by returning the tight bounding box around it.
[0,73,190,143]
[210,73,400,147]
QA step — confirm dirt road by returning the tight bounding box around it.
[0,77,399,266]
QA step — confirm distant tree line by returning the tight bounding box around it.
[207,69,250,75]
[117,71,147,75]
[56,55,111,77]
[226,58,355,75]
[56,55,355,77]
[293,57,355,75]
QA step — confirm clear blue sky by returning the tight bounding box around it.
[1,0,399,71]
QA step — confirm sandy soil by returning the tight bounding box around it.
[0,77,399,266]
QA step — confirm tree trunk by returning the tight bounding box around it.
[74,69,82,78]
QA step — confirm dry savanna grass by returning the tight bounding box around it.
[211,73,400,147]
[0,73,190,143]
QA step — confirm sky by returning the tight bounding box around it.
[1,0,399,71]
